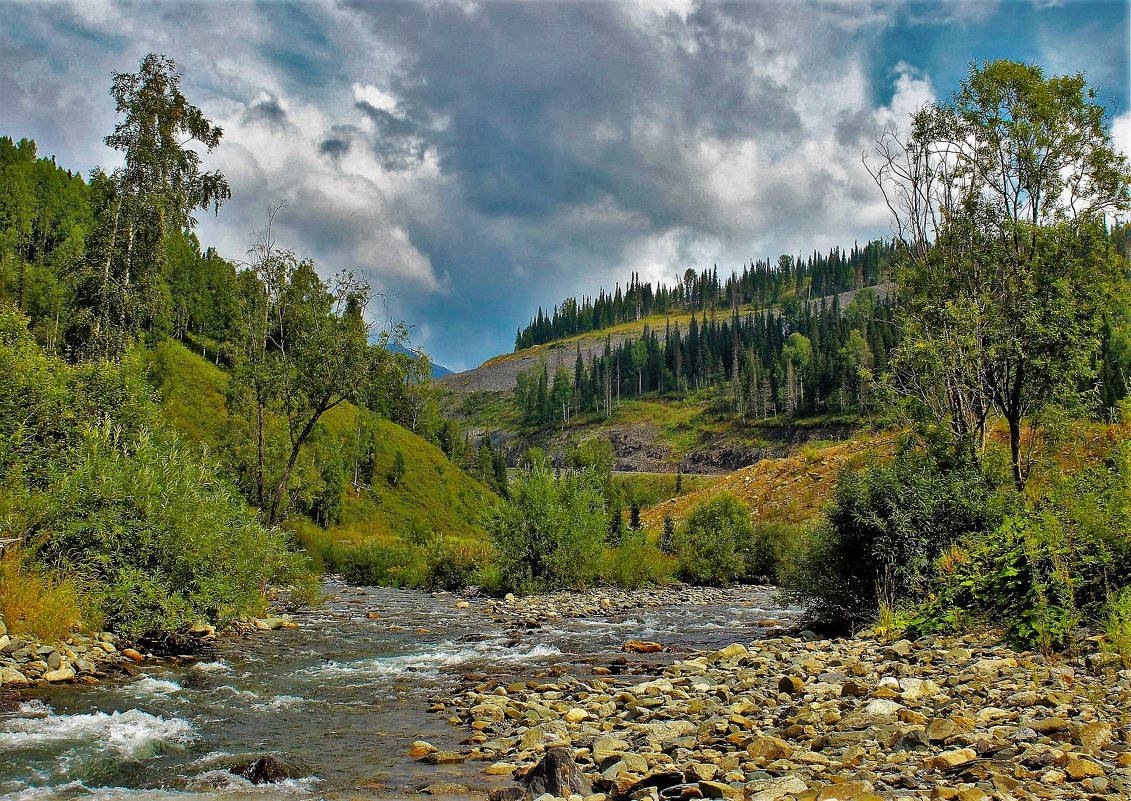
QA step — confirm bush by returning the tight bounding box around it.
[746,521,807,584]
[675,493,753,586]
[489,459,608,593]
[602,528,678,588]
[336,541,419,586]
[782,442,1004,632]
[1102,587,1131,667]
[34,424,298,640]
[911,440,1131,650]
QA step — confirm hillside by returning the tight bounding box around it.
[640,435,895,529]
[146,339,497,548]
[437,282,891,473]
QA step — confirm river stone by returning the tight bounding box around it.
[1064,758,1104,780]
[747,736,792,761]
[745,776,807,801]
[777,676,805,695]
[423,751,467,765]
[926,718,957,742]
[815,779,875,800]
[409,741,438,758]
[120,647,144,662]
[1075,721,1113,753]
[43,666,75,682]
[638,720,696,743]
[422,782,472,794]
[1,667,29,687]
[0,620,6,636]
[862,699,902,717]
[624,641,664,654]
[929,748,977,770]
[231,755,297,784]
[522,746,592,797]
[0,634,9,652]
[489,789,531,801]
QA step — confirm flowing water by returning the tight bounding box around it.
[1,580,800,801]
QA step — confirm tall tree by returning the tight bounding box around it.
[71,53,230,361]
[868,60,1131,488]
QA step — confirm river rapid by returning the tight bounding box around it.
[1,580,800,801]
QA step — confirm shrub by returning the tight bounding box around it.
[489,459,608,592]
[746,521,808,584]
[37,424,298,640]
[782,442,1004,632]
[602,528,678,588]
[911,441,1131,650]
[675,492,753,586]
[336,541,418,586]
[1102,587,1131,667]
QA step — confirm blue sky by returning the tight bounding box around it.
[1,0,1128,371]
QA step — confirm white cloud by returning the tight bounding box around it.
[1113,111,1131,159]
[352,83,400,115]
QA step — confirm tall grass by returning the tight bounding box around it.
[0,546,84,643]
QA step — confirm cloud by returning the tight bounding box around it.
[2,0,1127,371]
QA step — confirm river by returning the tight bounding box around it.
[1,580,800,801]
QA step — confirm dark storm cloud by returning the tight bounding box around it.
[318,137,350,159]
[243,96,289,129]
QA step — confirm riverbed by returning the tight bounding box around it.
[1,580,800,801]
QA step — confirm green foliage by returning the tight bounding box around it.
[489,459,608,593]
[601,528,677,589]
[70,54,230,362]
[0,307,299,641]
[783,441,1006,632]
[1101,587,1131,667]
[873,60,1131,488]
[910,439,1131,650]
[675,492,753,586]
[745,521,808,584]
[388,450,406,486]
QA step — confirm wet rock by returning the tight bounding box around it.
[522,746,592,797]
[410,740,438,758]
[120,647,144,662]
[489,788,532,801]
[624,641,664,654]
[423,751,467,765]
[231,755,298,784]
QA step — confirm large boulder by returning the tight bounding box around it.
[521,746,592,797]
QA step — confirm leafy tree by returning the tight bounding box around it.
[388,450,406,486]
[229,208,374,525]
[675,492,753,586]
[488,457,608,592]
[869,60,1131,488]
[70,54,230,361]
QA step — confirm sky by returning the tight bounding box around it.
[2,1,1128,372]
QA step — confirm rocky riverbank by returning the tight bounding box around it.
[0,614,297,694]
[480,586,793,631]
[428,632,1131,801]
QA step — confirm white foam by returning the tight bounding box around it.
[190,661,231,674]
[0,708,196,758]
[125,677,182,697]
[303,640,562,681]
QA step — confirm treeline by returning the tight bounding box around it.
[516,288,899,426]
[514,241,894,350]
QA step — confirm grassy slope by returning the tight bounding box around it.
[147,339,496,549]
[640,435,896,529]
